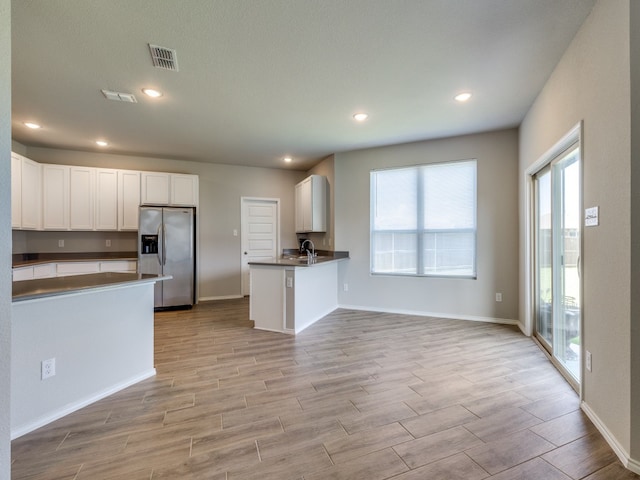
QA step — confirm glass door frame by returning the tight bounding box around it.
[525,122,583,394]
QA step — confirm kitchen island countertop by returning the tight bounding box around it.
[12,272,170,302]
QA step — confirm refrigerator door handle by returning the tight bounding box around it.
[162,223,167,266]
[157,224,163,267]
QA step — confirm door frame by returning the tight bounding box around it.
[240,197,281,296]
[524,121,583,394]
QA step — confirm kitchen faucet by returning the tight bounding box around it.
[301,239,316,264]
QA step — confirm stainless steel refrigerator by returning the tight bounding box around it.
[138,206,195,309]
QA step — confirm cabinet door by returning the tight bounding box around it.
[20,157,42,230]
[12,266,34,282]
[56,262,100,276]
[141,172,170,205]
[95,169,118,230]
[42,164,70,230]
[70,167,95,230]
[11,153,22,228]
[33,263,56,279]
[118,170,140,230]
[170,174,198,206]
[301,177,313,232]
[99,260,137,272]
[309,175,327,232]
[295,182,304,233]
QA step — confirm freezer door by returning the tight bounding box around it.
[162,207,195,307]
[138,207,163,308]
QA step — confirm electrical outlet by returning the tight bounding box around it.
[58,239,64,248]
[286,277,293,288]
[495,292,502,302]
[343,283,349,292]
[41,358,56,380]
[105,239,111,247]
[586,350,592,372]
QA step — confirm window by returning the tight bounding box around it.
[370,159,477,277]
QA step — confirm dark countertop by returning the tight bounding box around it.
[249,250,349,268]
[12,252,138,268]
[12,272,169,302]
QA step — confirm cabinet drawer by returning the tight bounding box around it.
[13,267,34,282]
[99,261,137,272]
[56,262,100,276]
[33,263,56,279]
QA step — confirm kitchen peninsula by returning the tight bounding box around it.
[249,251,348,334]
[11,272,168,439]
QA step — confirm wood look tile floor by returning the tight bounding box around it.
[11,298,638,479]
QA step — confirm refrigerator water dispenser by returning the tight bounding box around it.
[141,235,159,254]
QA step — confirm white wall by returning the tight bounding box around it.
[0,0,11,475]
[334,128,519,323]
[630,0,640,463]
[519,0,635,464]
[17,146,306,300]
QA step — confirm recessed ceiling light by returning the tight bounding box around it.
[142,88,163,98]
[353,113,369,122]
[454,92,472,102]
[24,122,41,129]
[283,156,293,163]
[96,140,108,147]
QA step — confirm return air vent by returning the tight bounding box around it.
[101,89,138,103]
[148,44,179,71]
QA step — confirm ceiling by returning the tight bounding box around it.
[11,0,596,170]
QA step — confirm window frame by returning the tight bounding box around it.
[370,159,478,279]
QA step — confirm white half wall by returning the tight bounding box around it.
[11,283,156,438]
[334,128,519,323]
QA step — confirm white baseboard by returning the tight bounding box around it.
[11,369,156,440]
[581,401,640,475]
[337,303,518,326]
[198,294,244,302]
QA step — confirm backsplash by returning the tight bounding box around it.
[12,230,137,254]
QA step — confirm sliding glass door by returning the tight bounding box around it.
[534,143,581,384]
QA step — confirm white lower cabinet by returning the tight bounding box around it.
[99,260,137,272]
[56,262,101,277]
[12,267,34,282]
[13,260,137,281]
[33,263,56,279]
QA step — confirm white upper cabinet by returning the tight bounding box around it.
[171,174,199,206]
[69,166,95,230]
[12,153,197,231]
[20,156,42,230]
[141,171,198,207]
[140,172,170,205]
[95,168,119,230]
[11,153,22,229]
[118,170,140,231]
[42,164,70,230]
[295,175,326,233]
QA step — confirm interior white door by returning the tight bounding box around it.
[241,198,279,296]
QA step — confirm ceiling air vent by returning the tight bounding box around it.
[148,44,179,72]
[101,89,138,103]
